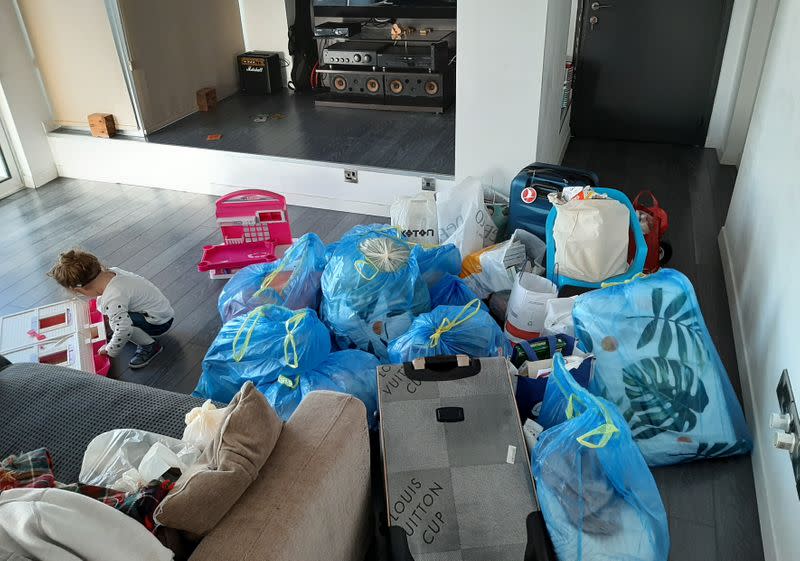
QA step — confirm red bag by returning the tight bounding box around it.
[633,191,669,273]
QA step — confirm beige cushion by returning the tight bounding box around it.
[155,382,282,535]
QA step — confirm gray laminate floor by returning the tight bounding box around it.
[0,137,763,560]
[145,91,456,175]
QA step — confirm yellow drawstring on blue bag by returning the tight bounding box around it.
[232,306,269,362]
[428,299,482,348]
[600,272,646,289]
[565,393,620,449]
[252,238,305,298]
[277,310,308,389]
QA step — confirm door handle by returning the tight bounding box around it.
[589,15,598,30]
[591,1,612,9]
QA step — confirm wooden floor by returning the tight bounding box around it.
[0,137,762,560]
[564,138,763,561]
[145,91,456,175]
[0,180,386,393]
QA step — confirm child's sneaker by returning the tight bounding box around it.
[129,342,162,369]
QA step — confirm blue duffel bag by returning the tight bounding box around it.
[508,162,600,240]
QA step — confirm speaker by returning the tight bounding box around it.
[327,70,384,97]
[384,71,452,101]
[238,51,284,95]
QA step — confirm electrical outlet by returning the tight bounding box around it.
[775,369,800,498]
[344,169,358,184]
[421,177,436,191]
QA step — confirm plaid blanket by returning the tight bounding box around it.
[0,448,173,532]
[0,448,56,491]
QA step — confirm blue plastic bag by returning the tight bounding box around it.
[429,273,487,311]
[387,299,511,363]
[218,233,328,322]
[533,354,670,561]
[412,243,462,287]
[263,350,380,429]
[321,225,430,360]
[195,305,331,404]
[572,269,752,465]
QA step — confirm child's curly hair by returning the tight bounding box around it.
[48,249,103,289]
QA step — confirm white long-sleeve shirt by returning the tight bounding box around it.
[97,268,174,357]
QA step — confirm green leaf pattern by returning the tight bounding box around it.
[623,357,709,440]
[632,290,707,363]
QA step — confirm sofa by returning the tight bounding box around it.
[0,361,372,561]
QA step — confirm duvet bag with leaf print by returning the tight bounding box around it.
[572,269,752,466]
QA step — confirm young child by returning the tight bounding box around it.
[49,249,174,369]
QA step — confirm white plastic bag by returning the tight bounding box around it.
[461,229,546,299]
[552,198,630,282]
[182,400,229,450]
[80,429,201,492]
[504,272,558,342]
[390,191,439,245]
[542,296,577,337]
[436,177,497,257]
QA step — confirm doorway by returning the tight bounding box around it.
[570,0,733,145]
[0,120,23,199]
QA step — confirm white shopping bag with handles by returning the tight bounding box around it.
[390,191,439,245]
[436,177,498,257]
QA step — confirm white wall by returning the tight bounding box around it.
[706,0,779,166]
[535,0,572,165]
[720,2,800,559]
[456,0,569,192]
[119,0,245,132]
[239,0,292,85]
[706,0,756,153]
[47,132,454,216]
[17,0,138,131]
[719,0,778,165]
[0,0,56,188]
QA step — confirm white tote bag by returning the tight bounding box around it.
[390,191,439,245]
[552,198,630,282]
[436,177,497,257]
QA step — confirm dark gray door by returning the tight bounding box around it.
[571,0,733,145]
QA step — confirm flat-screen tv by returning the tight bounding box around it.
[313,0,456,19]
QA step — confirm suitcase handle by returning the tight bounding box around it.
[522,162,600,187]
[403,355,481,381]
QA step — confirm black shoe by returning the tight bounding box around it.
[129,342,162,369]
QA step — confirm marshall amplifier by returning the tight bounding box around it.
[238,51,283,95]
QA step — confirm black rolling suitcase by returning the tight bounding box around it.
[378,355,555,561]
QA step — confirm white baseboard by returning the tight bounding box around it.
[719,225,777,561]
[47,132,455,217]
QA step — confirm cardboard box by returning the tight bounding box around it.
[197,87,217,112]
[87,113,116,138]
